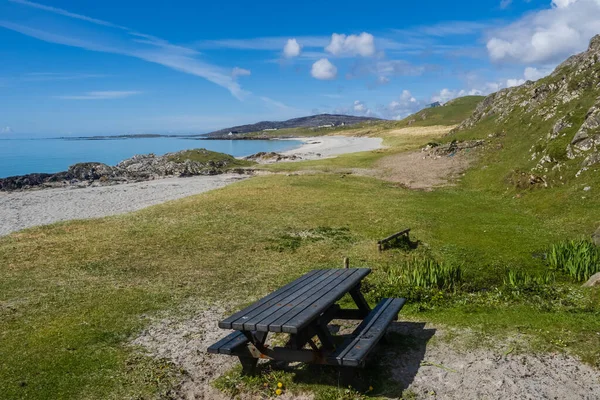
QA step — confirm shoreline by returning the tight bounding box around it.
[0,135,384,236]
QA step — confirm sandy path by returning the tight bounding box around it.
[133,306,600,400]
[279,136,384,161]
[0,174,248,236]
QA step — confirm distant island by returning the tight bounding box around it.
[55,114,382,141]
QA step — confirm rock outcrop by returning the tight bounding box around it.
[0,148,251,192]
[582,272,600,287]
[593,226,600,246]
[452,34,600,184]
[243,152,301,163]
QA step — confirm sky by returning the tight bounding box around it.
[0,0,599,136]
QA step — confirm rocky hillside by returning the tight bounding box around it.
[206,114,380,138]
[0,149,252,191]
[451,35,600,188]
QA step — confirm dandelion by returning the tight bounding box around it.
[277,382,283,388]
[275,388,282,396]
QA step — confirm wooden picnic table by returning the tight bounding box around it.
[208,268,405,375]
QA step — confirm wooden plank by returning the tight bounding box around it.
[280,268,371,334]
[250,269,348,332]
[377,228,410,245]
[207,331,248,355]
[335,298,405,367]
[219,269,324,329]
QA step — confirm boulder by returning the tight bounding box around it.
[582,272,600,287]
[593,226,600,246]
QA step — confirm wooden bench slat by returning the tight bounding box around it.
[207,331,248,355]
[280,269,372,334]
[262,269,360,333]
[248,269,350,332]
[377,228,410,245]
[219,269,325,329]
[328,298,405,367]
[232,269,334,331]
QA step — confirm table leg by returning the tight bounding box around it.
[239,331,268,375]
[349,283,371,318]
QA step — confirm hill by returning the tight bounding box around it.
[395,96,485,128]
[449,35,600,190]
[206,114,380,138]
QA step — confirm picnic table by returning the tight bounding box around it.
[208,268,405,375]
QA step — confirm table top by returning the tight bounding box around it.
[219,268,371,334]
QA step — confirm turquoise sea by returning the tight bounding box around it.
[0,137,302,178]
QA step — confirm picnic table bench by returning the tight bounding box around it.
[208,268,405,374]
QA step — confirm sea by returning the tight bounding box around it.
[0,137,302,178]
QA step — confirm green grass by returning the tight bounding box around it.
[393,96,485,128]
[1,91,599,398]
[1,172,599,398]
[166,148,254,167]
[548,239,600,282]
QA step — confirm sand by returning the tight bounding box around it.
[278,136,384,161]
[0,136,385,236]
[133,304,600,400]
[0,174,248,236]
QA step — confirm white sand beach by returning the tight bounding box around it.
[280,135,384,161]
[0,136,384,236]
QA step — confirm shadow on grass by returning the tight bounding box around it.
[379,234,420,252]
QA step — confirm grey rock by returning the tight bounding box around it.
[0,148,247,192]
[582,272,600,287]
[593,227,600,246]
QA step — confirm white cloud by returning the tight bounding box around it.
[506,78,526,87]
[524,66,553,80]
[0,126,13,134]
[283,38,301,58]
[232,67,251,78]
[3,1,248,99]
[311,58,337,80]
[552,0,579,8]
[486,0,600,64]
[325,33,376,57]
[55,91,141,100]
[384,90,421,119]
[500,0,513,8]
[431,88,459,103]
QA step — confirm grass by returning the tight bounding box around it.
[548,239,600,282]
[1,93,599,398]
[166,148,254,168]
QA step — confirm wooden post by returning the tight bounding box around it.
[343,257,349,269]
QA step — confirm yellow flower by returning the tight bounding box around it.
[368,386,374,392]
[275,388,283,396]
[277,382,283,388]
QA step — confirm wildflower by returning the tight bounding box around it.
[275,388,282,396]
[368,386,374,392]
[277,382,283,388]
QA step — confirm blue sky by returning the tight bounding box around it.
[1,0,599,136]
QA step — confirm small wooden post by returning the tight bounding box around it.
[343,257,349,269]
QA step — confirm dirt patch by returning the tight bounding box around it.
[384,125,457,137]
[131,304,236,400]
[384,322,600,400]
[132,308,599,400]
[372,150,473,190]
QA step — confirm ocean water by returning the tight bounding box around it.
[0,137,302,178]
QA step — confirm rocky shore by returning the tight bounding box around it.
[0,148,252,192]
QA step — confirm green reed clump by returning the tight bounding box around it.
[503,269,555,288]
[547,239,600,282]
[381,255,462,291]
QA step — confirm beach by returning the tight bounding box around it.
[0,136,383,236]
